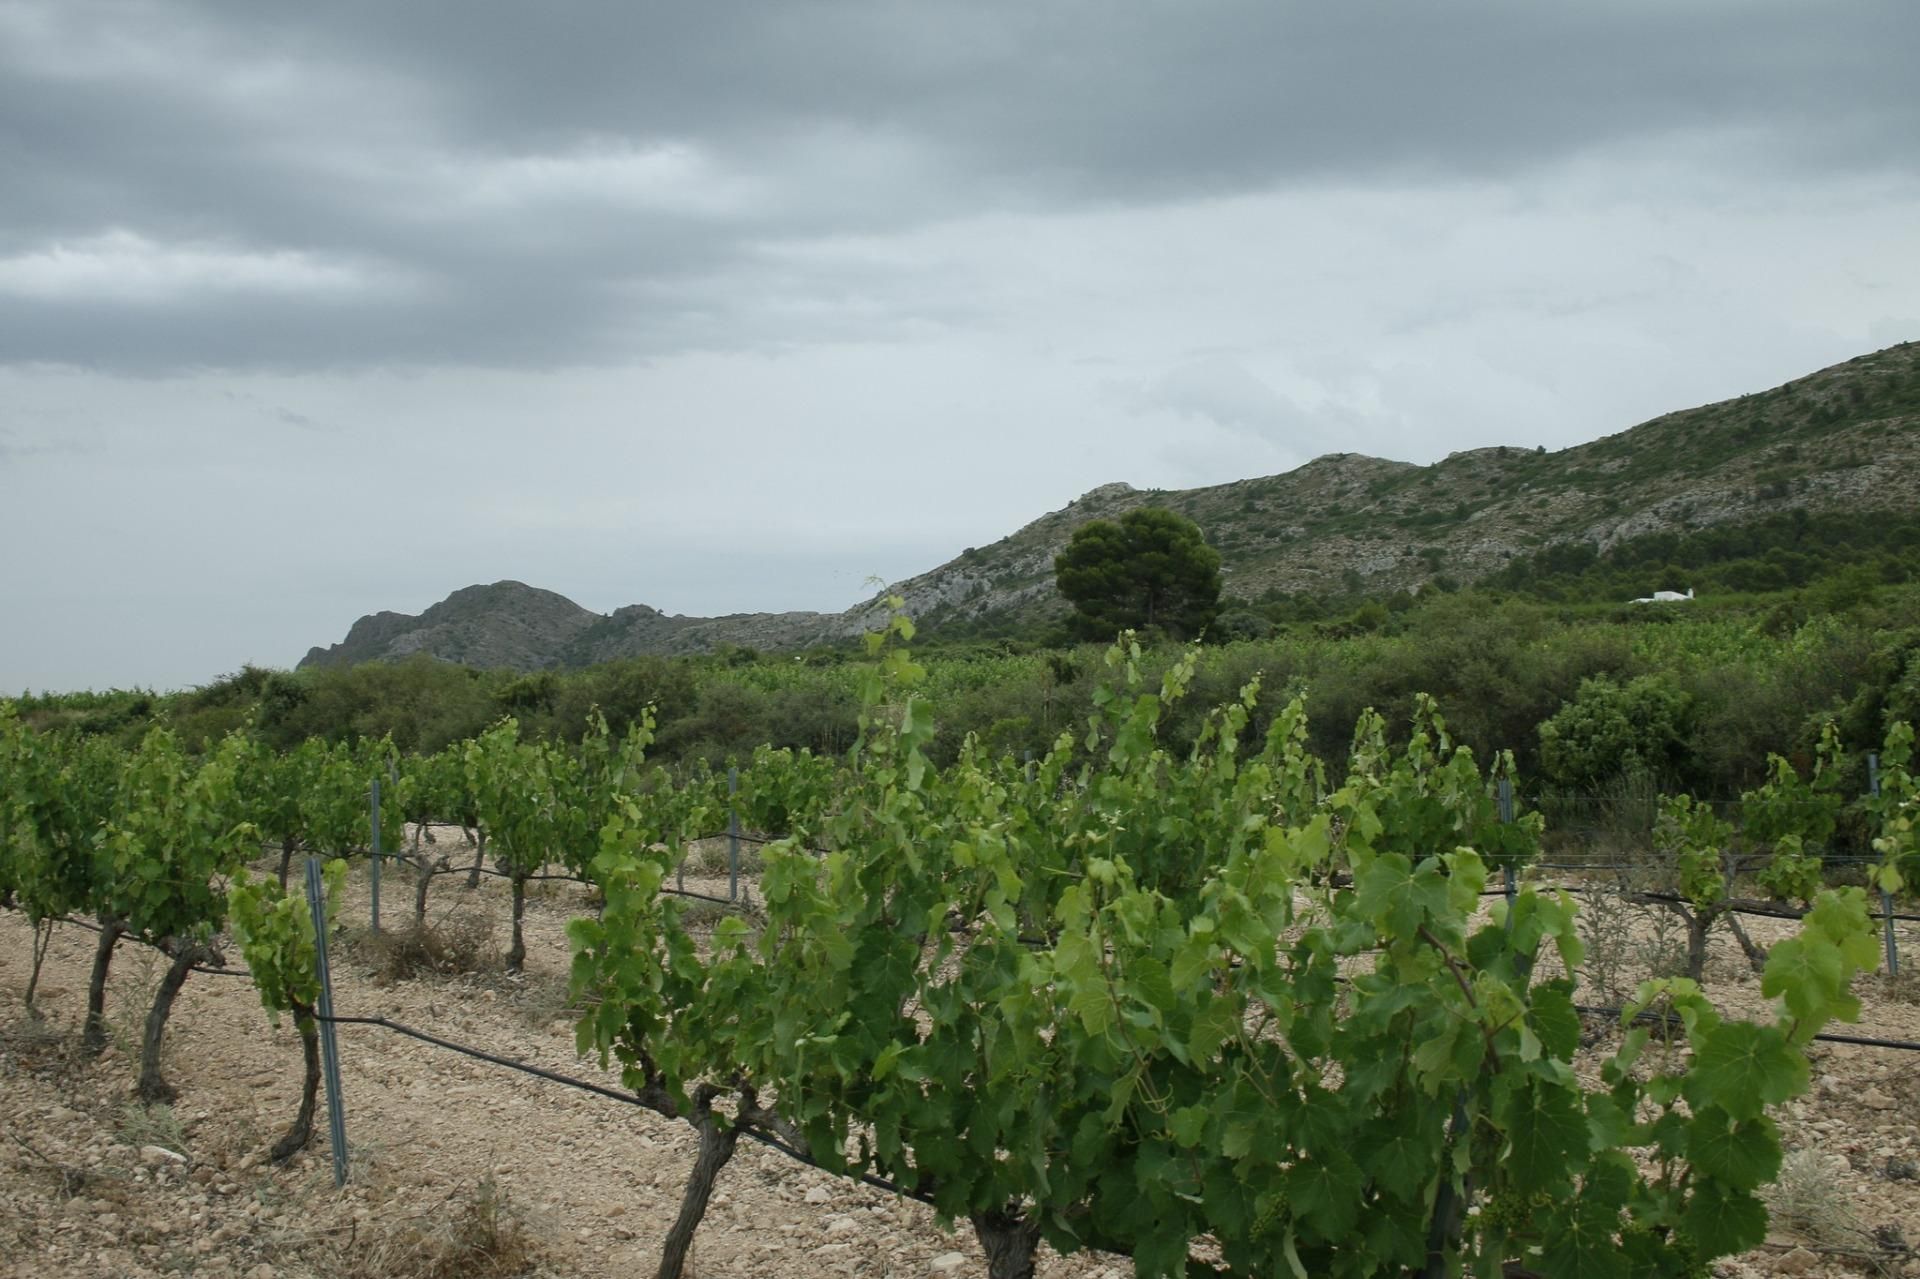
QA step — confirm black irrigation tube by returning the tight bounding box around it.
[689,829,832,858]
[1530,856,1889,870]
[313,1011,938,1207]
[1571,1003,1920,1053]
[425,863,588,885]
[416,862,747,904]
[660,887,745,907]
[1515,882,1920,925]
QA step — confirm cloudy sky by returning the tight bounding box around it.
[3,1,1917,692]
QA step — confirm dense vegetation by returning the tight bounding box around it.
[1485,509,1920,605]
[5,614,1911,1278]
[15,568,1920,812]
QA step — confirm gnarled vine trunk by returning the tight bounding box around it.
[412,853,436,927]
[269,1007,322,1163]
[136,941,214,1102]
[656,1108,739,1279]
[276,836,298,890]
[506,875,527,972]
[24,918,55,1019]
[1725,913,1770,974]
[1685,907,1714,982]
[82,917,125,1056]
[465,827,486,888]
[971,1207,1042,1279]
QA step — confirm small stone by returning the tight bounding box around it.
[930,1252,968,1274]
[605,1204,626,1218]
[827,1216,860,1237]
[804,1185,832,1205]
[1861,1088,1896,1111]
[1772,1246,1819,1275]
[141,1145,187,1167]
[245,1266,277,1279]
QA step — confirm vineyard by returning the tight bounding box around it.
[4,619,1919,1279]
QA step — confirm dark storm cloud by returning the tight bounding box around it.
[251,2,1920,191]
[1,0,1915,373]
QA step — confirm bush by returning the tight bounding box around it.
[1539,673,1696,789]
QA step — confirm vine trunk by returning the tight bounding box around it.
[136,941,213,1103]
[656,1111,739,1279]
[269,1008,321,1163]
[81,916,124,1056]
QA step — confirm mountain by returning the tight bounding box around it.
[300,342,1920,671]
[298,584,853,670]
[299,582,601,671]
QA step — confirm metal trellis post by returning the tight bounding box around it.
[369,778,382,935]
[1498,777,1516,919]
[303,855,351,1188]
[727,766,740,902]
[1870,753,1898,978]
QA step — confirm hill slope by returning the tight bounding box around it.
[300,341,1920,671]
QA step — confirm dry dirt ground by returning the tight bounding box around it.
[2,832,1916,1279]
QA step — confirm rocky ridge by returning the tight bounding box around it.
[300,342,1920,671]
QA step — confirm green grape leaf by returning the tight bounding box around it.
[1682,1181,1768,1259]
[1357,1120,1442,1202]
[1685,1022,1808,1121]
[1685,1107,1780,1192]
[1760,936,1851,1026]
[1355,853,1450,938]
[1529,981,1582,1060]
[1168,1104,1209,1149]
[1282,1146,1366,1243]
[1501,1077,1586,1190]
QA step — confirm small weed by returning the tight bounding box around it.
[109,946,162,1059]
[342,1175,536,1279]
[116,1101,187,1153]
[1764,1148,1872,1251]
[0,1009,72,1073]
[1879,963,1920,1006]
[1636,901,1690,982]
[1574,883,1637,1004]
[506,972,580,1029]
[694,837,764,878]
[348,916,497,983]
[672,897,764,939]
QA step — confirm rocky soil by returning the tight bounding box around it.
[2,834,1916,1279]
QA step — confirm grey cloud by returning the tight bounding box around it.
[0,427,89,459]
[251,2,1920,193]
[1125,358,1328,450]
[3,1,1917,373]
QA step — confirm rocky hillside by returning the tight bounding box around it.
[300,586,850,670]
[301,342,1920,671]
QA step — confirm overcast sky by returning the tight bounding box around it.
[3,1,1918,692]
